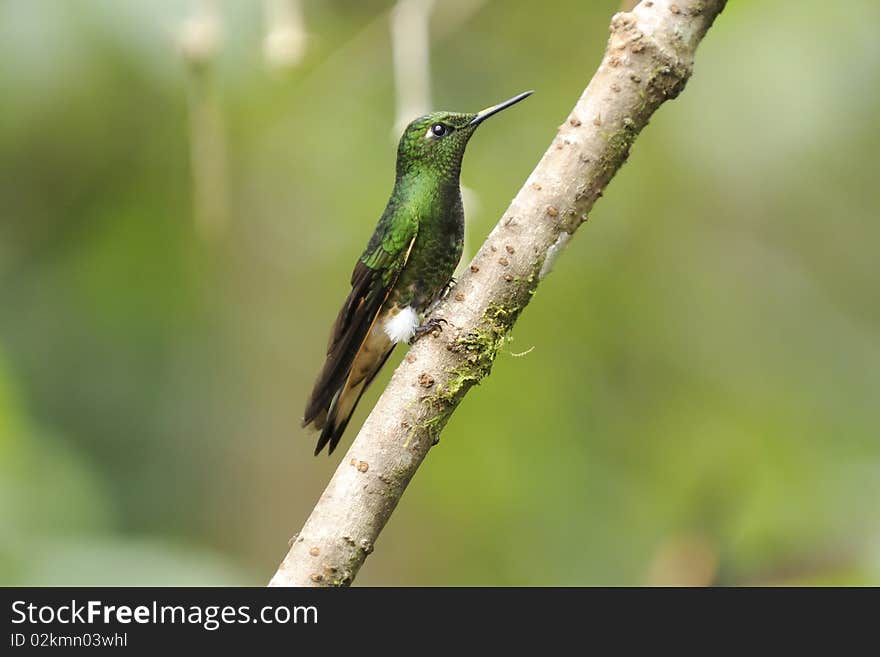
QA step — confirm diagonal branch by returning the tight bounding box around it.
[270,0,727,587]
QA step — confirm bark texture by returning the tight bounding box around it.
[270,0,727,587]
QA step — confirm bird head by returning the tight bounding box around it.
[395,91,533,180]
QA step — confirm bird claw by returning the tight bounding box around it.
[410,317,448,343]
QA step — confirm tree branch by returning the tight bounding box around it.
[269,0,727,587]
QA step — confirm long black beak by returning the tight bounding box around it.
[468,90,533,127]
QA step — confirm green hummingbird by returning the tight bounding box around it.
[304,91,533,455]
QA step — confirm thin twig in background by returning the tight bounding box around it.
[179,0,229,240]
[390,0,435,138]
[285,0,487,100]
[270,0,727,587]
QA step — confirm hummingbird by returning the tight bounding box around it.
[303,91,533,455]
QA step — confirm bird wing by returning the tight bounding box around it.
[303,210,418,431]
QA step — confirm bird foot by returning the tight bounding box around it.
[410,317,447,343]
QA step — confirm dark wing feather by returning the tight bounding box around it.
[303,211,418,437]
[303,261,390,428]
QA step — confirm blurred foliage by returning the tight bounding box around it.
[0,0,878,585]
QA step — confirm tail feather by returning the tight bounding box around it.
[309,323,396,455]
[314,381,366,456]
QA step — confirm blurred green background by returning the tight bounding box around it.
[1,0,878,586]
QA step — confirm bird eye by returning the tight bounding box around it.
[431,123,448,138]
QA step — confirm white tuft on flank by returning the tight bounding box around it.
[384,306,420,343]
